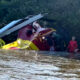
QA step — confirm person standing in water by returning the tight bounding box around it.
[68,36,78,54]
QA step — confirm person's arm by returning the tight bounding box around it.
[67,42,70,51]
[74,41,78,49]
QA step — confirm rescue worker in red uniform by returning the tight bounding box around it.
[68,36,78,53]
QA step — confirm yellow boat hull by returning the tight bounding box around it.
[2,39,39,50]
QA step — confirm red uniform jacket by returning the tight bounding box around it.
[68,40,78,52]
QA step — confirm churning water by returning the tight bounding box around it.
[0,50,80,80]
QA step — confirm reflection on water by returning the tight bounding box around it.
[0,50,80,80]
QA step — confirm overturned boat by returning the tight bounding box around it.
[0,13,57,51]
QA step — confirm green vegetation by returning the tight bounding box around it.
[0,0,80,44]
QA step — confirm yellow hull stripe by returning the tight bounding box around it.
[2,39,39,50]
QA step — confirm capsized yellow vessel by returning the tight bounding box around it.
[2,38,39,50]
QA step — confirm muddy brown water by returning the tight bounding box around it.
[0,50,80,80]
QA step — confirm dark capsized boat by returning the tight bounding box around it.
[0,13,57,51]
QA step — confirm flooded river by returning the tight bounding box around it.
[0,50,80,80]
